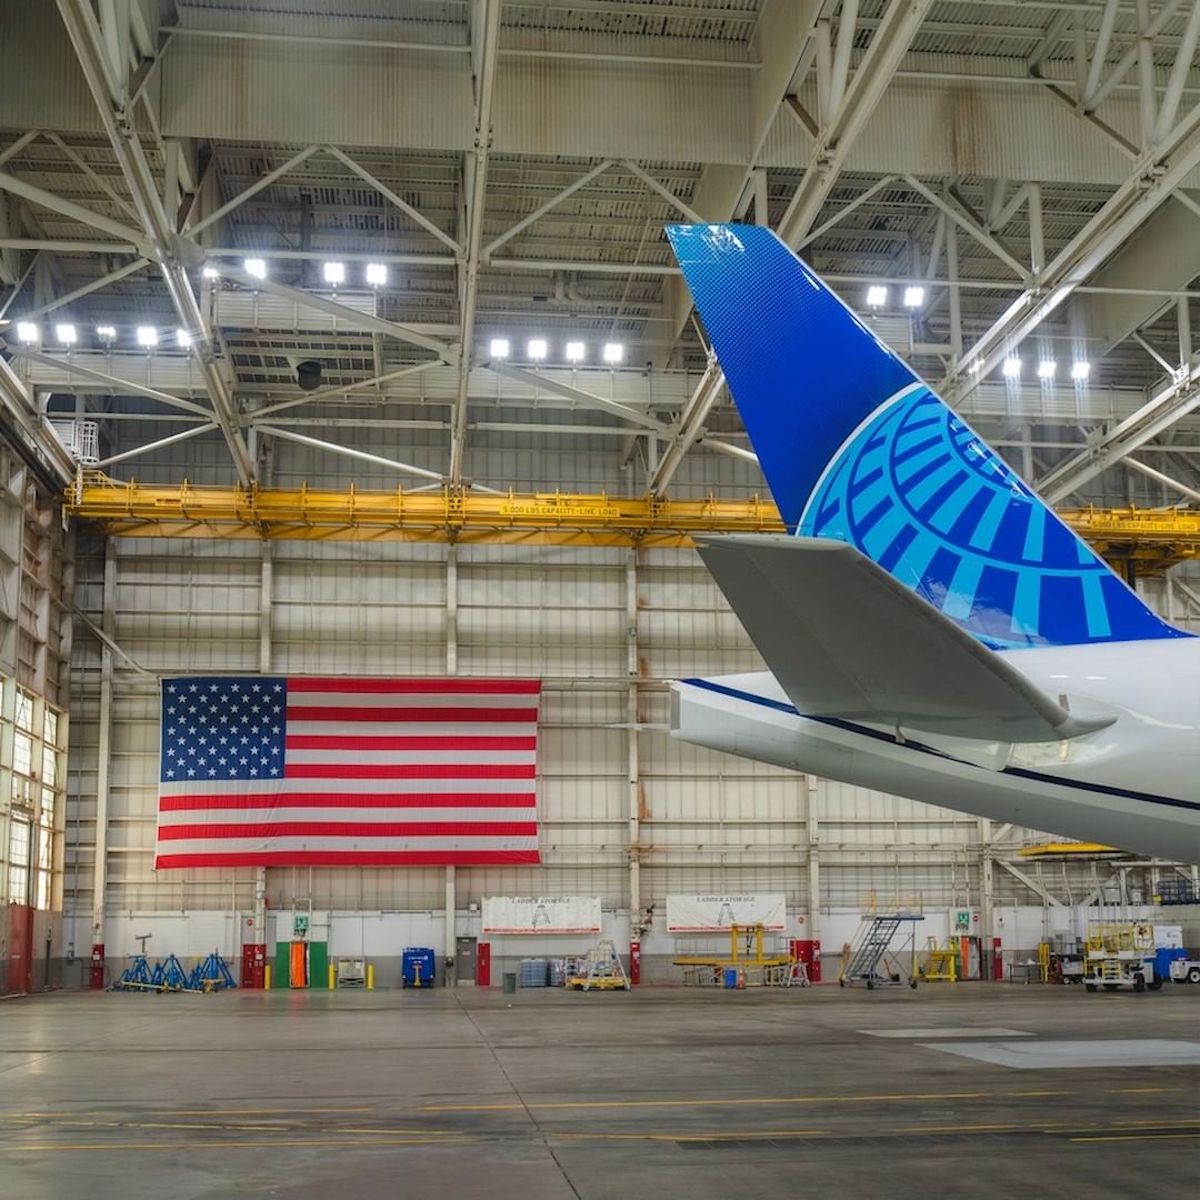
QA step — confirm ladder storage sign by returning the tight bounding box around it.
[666,894,787,933]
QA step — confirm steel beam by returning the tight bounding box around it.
[777,0,936,246]
[647,358,724,494]
[324,146,463,254]
[1154,0,1200,145]
[10,349,216,418]
[55,0,256,484]
[1040,360,1200,502]
[255,424,450,484]
[483,159,616,258]
[487,362,670,432]
[0,355,77,483]
[619,160,703,223]
[449,0,502,483]
[1123,456,1200,504]
[997,858,1065,908]
[216,263,455,357]
[251,361,443,420]
[187,144,319,237]
[949,100,1200,393]
[95,422,219,470]
[0,169,151,250]
[15,257,150,321]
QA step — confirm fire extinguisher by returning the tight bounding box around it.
[89,944,105,990]
[629,940,641,986]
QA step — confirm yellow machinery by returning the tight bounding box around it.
[917,938,959,982]
[62,475,1200,569]
[1083,922,1159,993]
[673,923,796,986]
[566,940,630,991]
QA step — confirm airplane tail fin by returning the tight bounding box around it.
[666,223,1187,650]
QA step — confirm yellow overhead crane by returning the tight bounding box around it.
[63,473,1200,568]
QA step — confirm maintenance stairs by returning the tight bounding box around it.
[839,912,923,989]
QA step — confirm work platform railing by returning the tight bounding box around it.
[63,473,1200,566]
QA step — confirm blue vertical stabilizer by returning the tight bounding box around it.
[666,223,1188,650]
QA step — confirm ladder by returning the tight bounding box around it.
[839,912,923,988]
[841,916,902,987]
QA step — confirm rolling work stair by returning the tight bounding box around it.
[839,912,923,989]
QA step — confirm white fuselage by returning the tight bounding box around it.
[671,638,1200,864]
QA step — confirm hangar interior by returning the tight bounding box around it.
[0,2,1199,1195]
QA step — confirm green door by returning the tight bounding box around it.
[309,942,329,990]
[273,942,290,988]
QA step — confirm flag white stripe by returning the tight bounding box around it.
[285,721,537,738]
[285,692,537,709]
[283,748,537,766]
[158,807,530,826]
[158,835,539,853]
[160,777,535,797]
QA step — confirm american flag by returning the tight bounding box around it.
[156,677,541,868]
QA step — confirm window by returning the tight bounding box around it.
[41,745,56,788]
[13,731,32,777]
[35,829,51,909]
[8,819,31,904]
[15,690,33,732]
[43,708,58,745]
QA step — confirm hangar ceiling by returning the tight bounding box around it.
[1,0,1199,509]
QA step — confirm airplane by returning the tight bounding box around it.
[665,223,1200,865]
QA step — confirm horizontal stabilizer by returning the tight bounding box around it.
[697,535,1115,744]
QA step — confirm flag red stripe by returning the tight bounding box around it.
[159,792,535,812]
[286,678,541,695]
[156,850,542,868]
[158,821,538,840]
[284,734,537,751]
[285,763,535,780]
[286,705,538,723]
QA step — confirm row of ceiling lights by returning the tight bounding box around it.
[6,318,1090,379]
[488,337,624,364]
[205,258,390,286]
[12,321,190,348]
[8,319,629,365]
[865,284,1092,381]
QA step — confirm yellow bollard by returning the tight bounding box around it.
[366,962,375,990]
[329,963,336,990]
[263,964,272,990]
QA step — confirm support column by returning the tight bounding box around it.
[1027,183,1044,277]
[805,774,821,948]
[444,547,458,982]
[978,816,996,977]
[250,543,272,983]
[90,543,115,987]
[625,552,642,950]
[751,168,769,227]
[946,222,962,364]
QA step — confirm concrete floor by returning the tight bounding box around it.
[1,984,1197,1199]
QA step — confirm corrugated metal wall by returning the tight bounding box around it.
[59,415,1200,961]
